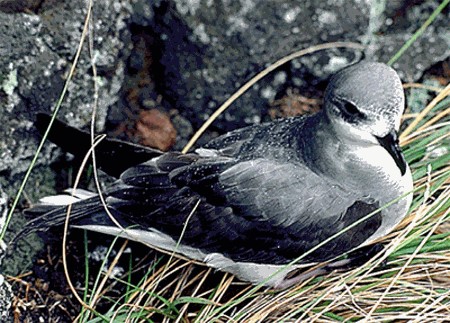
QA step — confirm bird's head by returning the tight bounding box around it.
[324,61,405,143]
[324,61,407,175]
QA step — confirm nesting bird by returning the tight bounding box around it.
[18,62,413,288]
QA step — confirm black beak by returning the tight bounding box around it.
[376,131,407,176]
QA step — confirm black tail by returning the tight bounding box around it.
[36,113,162,177]
[11,195,106,245]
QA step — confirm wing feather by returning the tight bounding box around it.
[21,148,382,265]
[103,156,382,264]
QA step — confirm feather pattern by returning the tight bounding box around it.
[16,62,413,286]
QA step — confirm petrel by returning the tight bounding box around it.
[16,62,413,288]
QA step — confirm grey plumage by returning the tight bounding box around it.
[16,61,413,288]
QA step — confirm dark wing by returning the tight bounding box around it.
[203,122,263,155]
[19,150,381,264]
[203,117,302,157]
[105,155,382,264]
[36,113,160,177]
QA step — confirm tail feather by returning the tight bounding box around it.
[13,192,106,244]
[36,113,162,177]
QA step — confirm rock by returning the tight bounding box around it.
[125,0,449,137]
[0,0,133,278]
[0,0,41,13]
[130,0,161,26]
[170,110,194,150]
[0,1,132,179]
[0,274,11,322]
[368,0,449,81]
[149,0,367,131]
[0,186,12,322]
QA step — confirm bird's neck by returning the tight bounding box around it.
[303,113,410,196]
[309,123,413,233]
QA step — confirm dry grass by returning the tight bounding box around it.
[68,68,450,323]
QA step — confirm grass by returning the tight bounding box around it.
[4,0,450,321]
[68,53,449,323]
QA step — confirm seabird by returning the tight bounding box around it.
[16,61,413,288]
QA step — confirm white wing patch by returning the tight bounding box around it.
[73,224,309,286]
[38,188,97,205]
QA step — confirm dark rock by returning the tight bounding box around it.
[0,0,41,13]
[0,0,132,281]
[130,0,161,26]
[150,1,363,131]
[0,273,11,322]
[171,111,194,150]
[0,185,12,322]
[369,0,449,81]
[129,0,448,138]
[0,1,132,178]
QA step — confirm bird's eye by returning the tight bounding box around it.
[342,101,359,115]
[339,100,366,120]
